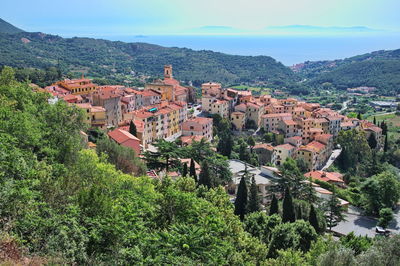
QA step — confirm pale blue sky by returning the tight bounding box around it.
[2,0,400,35]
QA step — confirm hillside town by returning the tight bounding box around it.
[45,65,382,160]
[42,65,387,218]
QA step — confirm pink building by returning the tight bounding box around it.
[182,117,213,141]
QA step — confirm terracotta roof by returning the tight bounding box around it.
[304,171,344,183]
[365,126,382,133]
[108,129,140,144]
[263,113,292,118]
[282,120,297,126]
[274,144,295,151]
[305,141,326,152]
[253,144,274,151]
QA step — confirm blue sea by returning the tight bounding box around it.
[95,34,400,66]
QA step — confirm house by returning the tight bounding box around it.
[201,82,222,97]
[231,111,246,131]
[92,87,122,127]
[261,113,292,132]
[277,119,298,138]
[253,144,274,165]
[284,136,302,148]
[272,144,296,166]
[108,128,141,156]
[304,171,345,187]
[74,103,107,129]
[227,160,274,205]
[53,77,97,95]
[297,140,327,171]
[141,90,161,106]
[210,99,229,118]
[182,117,213,141]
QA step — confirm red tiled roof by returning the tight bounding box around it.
[108,129,140,143]
[274,144,295,151]
[304,171,344,183]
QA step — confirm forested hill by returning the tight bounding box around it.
[0,31,298,87]
[294,49,400,94]
[0,18,25,34]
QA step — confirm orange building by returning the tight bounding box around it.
[54,77,97,95]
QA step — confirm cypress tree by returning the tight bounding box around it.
[129,120,137,136]
[234,176,248,221]
[367,133,377,149]
[247,176,260,213]
[269,194,279,215]
[384,134,388,152]
[182,162,188,177]
[381,121,388,135]
[373,116,376,125]
[357,112,362,120]
[282,187,296,223]
[198,160,212,188]
[296,205,303,220]
[189,158,197,181]
[309,204,320,233]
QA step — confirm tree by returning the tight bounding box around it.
[239,141,251,162]
[182,162,188,177]
[143,139,180,172]
[198,160,212,188]
[357,112,362,120]
[128,120,137,136]
[380,121,388,135]
[217,132,233,158]
[267,220,317,258]
[247,136,256,153]
[234,176,248,221]
[378,208,394,229]
[360,171,400,214]
[189,158,197,182]
[373,116,376,125]
[96,137,146,175]
[244,212,282,245]
[367,133,377,149]
[384,134,388,152]
[273,158,308,200]
[282,187,296,223]
[324,185,345,231]
[309,204,320,233]
[269,194,279,216]
[336,129,372,174]
[247,176,260,213]
[296,205,303,220]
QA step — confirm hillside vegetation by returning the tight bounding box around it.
[0,18,24,34]
[296,49,400,94]
[0,31,298,87]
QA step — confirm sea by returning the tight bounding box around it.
[95,34,400,66]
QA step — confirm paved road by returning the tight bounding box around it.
[332,205,400,237]
[321,148,342,170]
[339,100,351,114]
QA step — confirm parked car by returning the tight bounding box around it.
[375,226,390,235]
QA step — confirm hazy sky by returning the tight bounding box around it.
[2,0,400,35]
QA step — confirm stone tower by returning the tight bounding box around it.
[164,65,173,79]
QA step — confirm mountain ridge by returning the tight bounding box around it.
[0,18,25,34]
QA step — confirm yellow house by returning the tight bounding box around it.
[231,111,246,131]
[74,103,107,129]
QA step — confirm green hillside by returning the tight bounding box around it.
[0,18,25,34]
[0,31,298,87]
[296,49,400,94]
